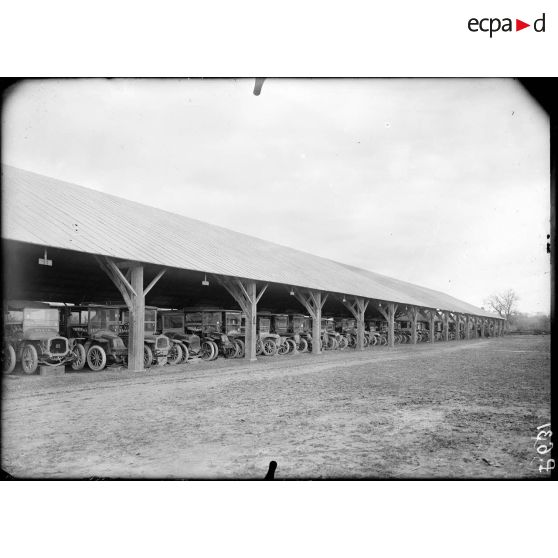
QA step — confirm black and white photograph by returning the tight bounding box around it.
[1,77,551,480]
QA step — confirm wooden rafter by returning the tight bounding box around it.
[96,256,133,308]
[143,269,167,297]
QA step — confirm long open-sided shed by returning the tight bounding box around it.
[2,165,504,369]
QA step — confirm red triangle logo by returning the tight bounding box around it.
[516,19,530,31]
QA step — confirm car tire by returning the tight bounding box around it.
[143,345,153,368]
[234,339,245,358]
[297,338,308,353]
[3,343,17,375]
[71,343,86,371]
[21,344,39,374]
[87,345,107,371]
[262,339,277,356]
[167,343,183,365]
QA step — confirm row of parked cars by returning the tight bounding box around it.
[2,301,466,375]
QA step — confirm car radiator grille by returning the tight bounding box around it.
[49,338,68,354]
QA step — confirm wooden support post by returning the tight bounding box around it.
[245,281,257,361]
[217,276,265,362]
[291,288,324,355]
[442,312,449,342]
[454,313,461,341]
[387,302,397,348]
[97,256,145,371]
[410,306,418,344]
[421,308,436,343]
[480,319,485,338]
[465,315,470,340]
[373,301,397,348]
[341,296,368,351]
[312,291,322,354]
[128,265,145,372]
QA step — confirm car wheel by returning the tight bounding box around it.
[167,343,183,365]
[87,345,107,371]
[209,341,219,360]
[234,339,245,358]
[71,343,86,371]
[297,338,308,353]
[143,345,153,368]
[21,344,39,374]
[200,341,215,361]
[286,339,297,353]
[223,344,238,359]
[262,339,277,356]
[178,342,189,362]
[3,343,16,375]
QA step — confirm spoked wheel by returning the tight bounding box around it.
[209,340,219,360]
[223,344,238,359]
[167,343,183,365]
[71,343,86,371]
[277,341,289,355]
[178,342,189,363]
[3,343,16,375]
[200,341,216,361]
[262,339,277,356]
[286,339,297,353]
[297,338,308,353]
[234,339,245,358]
[256,339,263,356]
[21,344,39,374]
[363,336,369,348]
[338,336,348,350]
[143,345,153,368]
[324,336,336,350]
[87,345,107,371]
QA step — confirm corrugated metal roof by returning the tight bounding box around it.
[2,165,498,318]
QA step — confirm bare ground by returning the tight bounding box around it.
[1,335,551,479]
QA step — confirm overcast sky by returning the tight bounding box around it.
[2,78,550,314]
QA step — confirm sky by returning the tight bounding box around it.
[2,78,550,314]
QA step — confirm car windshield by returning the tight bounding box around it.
[225,313,241,334]
[69,310,88,325]
[274,316,288,330]
[89,308,120,332]
[203,312,221,332]
[145,309,157,333]
[5,310,23,324]
[259,318,270,332]
[163,315,184,330]
[292,317,304,330]
[23,308,59,329]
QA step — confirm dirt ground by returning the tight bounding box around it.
[1,335,551,479]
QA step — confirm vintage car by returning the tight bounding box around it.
[66,305,128,371]
[321,317,348,350]
[184,309,238,359]
[223,310,246,357]
[366,320,387,346]
[3,302,76,374]
[256,313,282,356]
[120,307,175,367]
[270,314,297,355]
[158,310,208,361]
[288,314,309,352]
[336,317,357,348]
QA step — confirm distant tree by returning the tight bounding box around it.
[484,289,519,331]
